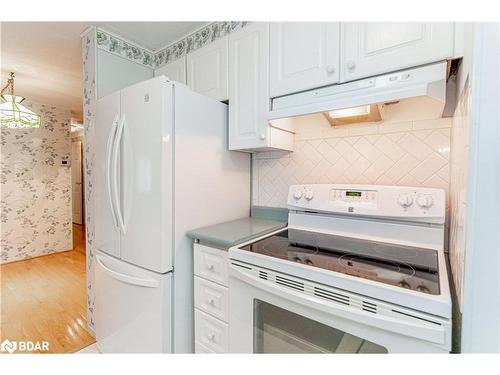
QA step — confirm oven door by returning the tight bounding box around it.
[228,260,450,353]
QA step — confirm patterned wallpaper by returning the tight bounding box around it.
[96,22,249,69]
[449,84,471,311]
[0,102,72,263]
[82,29,96,331]
[252,114,452,208]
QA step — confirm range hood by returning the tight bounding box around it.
[269,62,448,122]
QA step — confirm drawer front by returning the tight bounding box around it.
[195,276,229,322]
[195,341,216,354]
[194,244,228,286]
[195,309,229,353]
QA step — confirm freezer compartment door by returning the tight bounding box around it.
[119,77,174,273]
[95,91,121,258]
[94,252,173,353]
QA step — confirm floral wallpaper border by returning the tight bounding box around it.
[96,21,249,70]
[96,29,155,68]
[153,21,249,68]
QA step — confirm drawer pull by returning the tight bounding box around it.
[207,264,215,271]
[208,298,215,306]
[208,333,216,342]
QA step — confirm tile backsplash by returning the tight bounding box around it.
[252,114,452,209]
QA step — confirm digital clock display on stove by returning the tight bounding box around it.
[346,191,362,197]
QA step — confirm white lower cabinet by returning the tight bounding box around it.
[195,309,229,353]
[195,276,229,322]
[193,243,229,353]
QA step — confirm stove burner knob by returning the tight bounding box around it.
[397,194,414,208]
[416,194,434,209]
[416,284,431,294]
[293,189,303,200]
[398,280,412,289]
[304,190,314,201]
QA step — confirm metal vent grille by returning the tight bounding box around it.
[314,287,350,306]
[362,301,377,314]
[275,275,304,291]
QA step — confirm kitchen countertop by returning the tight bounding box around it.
[187,213,287,250]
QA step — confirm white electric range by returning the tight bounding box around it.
[228,184,452,353]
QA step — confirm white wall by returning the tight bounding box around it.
[97,49,153,98]
[460,23,500,353]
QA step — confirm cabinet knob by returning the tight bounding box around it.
[207,264,215,271]
[326,65,335,74]
[209,333,216,342]
[346,61,356,71]
[259,133,266,140]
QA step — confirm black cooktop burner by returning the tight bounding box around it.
[239,229,440,295]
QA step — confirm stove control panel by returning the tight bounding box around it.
[329,188,378,207]
[288,184,446,224]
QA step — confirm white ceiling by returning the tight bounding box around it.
[1,22,208,120]
[99,22,208,51]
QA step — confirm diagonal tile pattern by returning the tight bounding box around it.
[253,118,452,209]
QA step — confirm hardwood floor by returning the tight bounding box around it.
[0,224,95,354]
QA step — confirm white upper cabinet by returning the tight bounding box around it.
[270,22,340,98]
[229,22,274,151]
[341,22,454,81]
[187,37,228,101]
[154,56,186,84]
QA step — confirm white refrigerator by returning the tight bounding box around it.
[93,76,250,353]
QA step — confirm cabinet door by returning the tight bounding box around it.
[270,22,340,97]
[187,37,228,101]
[341,22,454,81]
[228,22,270,151]
[155,56,186,84]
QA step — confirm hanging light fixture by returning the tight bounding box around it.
[0,72,41,128]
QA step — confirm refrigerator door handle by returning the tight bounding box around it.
[112,115,126,234]
[106,114,120,229]
[96,255,159,288]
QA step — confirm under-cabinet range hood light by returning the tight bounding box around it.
[329,105,371,119]
[269,61,448,122]
[325,104,382,126]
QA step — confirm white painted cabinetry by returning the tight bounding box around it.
[228,22,294,152]
[154,56,186,84]
[187,37,228,101]
[193,243,229,353]
[341,22,455,81]
[270,22,341,98]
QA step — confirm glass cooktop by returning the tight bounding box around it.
[239,229,440,295]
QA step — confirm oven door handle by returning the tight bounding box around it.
[230,265,447,345]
